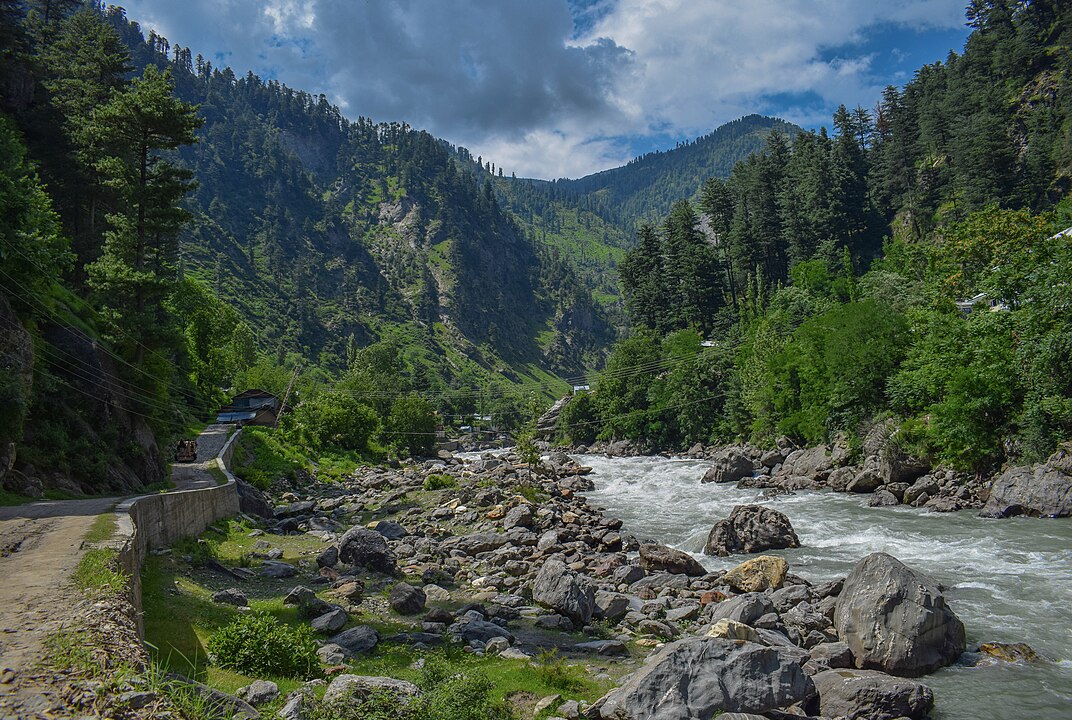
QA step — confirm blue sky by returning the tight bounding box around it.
[120,0,972,180]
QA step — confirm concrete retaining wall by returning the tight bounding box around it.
[114,428,243,637]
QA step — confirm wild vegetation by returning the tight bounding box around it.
[564,1,1072,474]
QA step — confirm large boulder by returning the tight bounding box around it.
[704,505,800,556]
[722,555,789,593]
[236,479,273,518]
[834,553,965,676]
[531,560,595,625]
[701,448,754,484]
[389,583,426,615]
[638,543,706,576]
[813,669,934,720]
[980,456,1072,518]
[707,593,775,626]
[779,446,839,479]
[593,638,815,719]
[338,527,396,573]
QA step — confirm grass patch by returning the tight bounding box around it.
[0,488,34,506]
[83,512,118,544]
[73,548,128,595]
[233,426,306,490]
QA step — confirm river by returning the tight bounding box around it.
[574,454,1072,720]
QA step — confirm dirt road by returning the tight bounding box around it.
[0,495,119,710]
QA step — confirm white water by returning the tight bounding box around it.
[575,454,1072,720]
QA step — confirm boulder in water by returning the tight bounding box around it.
[592,638,815,719]
[701,448,754,484]
[834,553,965,676]
[980,454,1072,518]
[704,504,800,556]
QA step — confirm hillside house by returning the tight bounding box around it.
[216,389,281,426]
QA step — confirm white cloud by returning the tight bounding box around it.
[120,0,967,179]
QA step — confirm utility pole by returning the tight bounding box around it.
[275,365,301,428]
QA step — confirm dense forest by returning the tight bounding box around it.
[562,0,1072,474]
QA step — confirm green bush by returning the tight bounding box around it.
[208,612,319,679]
[287,392,381,452]
[389,395,437,457]
[424,473,456,490]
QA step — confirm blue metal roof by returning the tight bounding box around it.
[216,411,257,423]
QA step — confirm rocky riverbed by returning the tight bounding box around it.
[169,442,1072,720]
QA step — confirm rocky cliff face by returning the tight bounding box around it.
[0,293,34,489]
[1,292,165,496]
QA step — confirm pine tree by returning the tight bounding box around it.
[87,65,202,363]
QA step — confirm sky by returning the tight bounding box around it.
[119,0,973,180]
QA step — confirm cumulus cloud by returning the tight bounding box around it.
[121,0,967,179]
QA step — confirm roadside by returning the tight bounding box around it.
[0,423,236,716]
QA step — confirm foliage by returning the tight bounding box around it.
[388,394,437,457]
[423,473,456,490]
[207,612,319,679]
[534,649,586,693]
[232,425,305,490]
[286,392,381,453]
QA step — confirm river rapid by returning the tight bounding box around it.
[574,454,1072,720]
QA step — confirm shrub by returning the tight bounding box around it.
[208,612,319,678]
[388,395,437,457]
[534,649,585,692]
[424,473,456,490]
[287,392,381,452]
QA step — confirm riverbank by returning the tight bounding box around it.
[128,445,1072,719]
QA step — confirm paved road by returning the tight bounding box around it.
[0,423,234,710]
[170,423,234,491]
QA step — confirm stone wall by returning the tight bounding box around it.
[113,428,243,637]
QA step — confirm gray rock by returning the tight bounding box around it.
[236,480,273,519]
[316,545,339,568]
[310,608,348,634]
[389,583,427,615]
[594,638,814,719]
[283,586,334,618]
[338,527,396,573]
[575,640,628,656]
[846,468,883,493]
[594,591,631,622]
[373,520,408,540]
[903,476,940,505]
[503,504,534,530]
[809,641,853,668]
[827,466,856,491]
[317,643,347,664]
[532,560,595,625]
[980,457,1072,518]
[868,489,899,507]
[212,588,248,606]
[702,448,754,484]
[880,448,930,486]
[322,675,419,706]
[330,625,379,655]
[780,446,838,478]
[260,560,298,578]
[638,543,706,576]
[448,617,514,644]
[443,532,513,555]
[834,552,965,676]
[704,505,800,556]
[236,680,278,706]
[813,669,934,720]
[708,593,775,626]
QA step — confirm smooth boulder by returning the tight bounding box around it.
[704,505,800,556]
[813,669,934,720]
[638,543,706,576]
[531,559,595,625]
[594,638,815,719]
[834,553,965,677]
